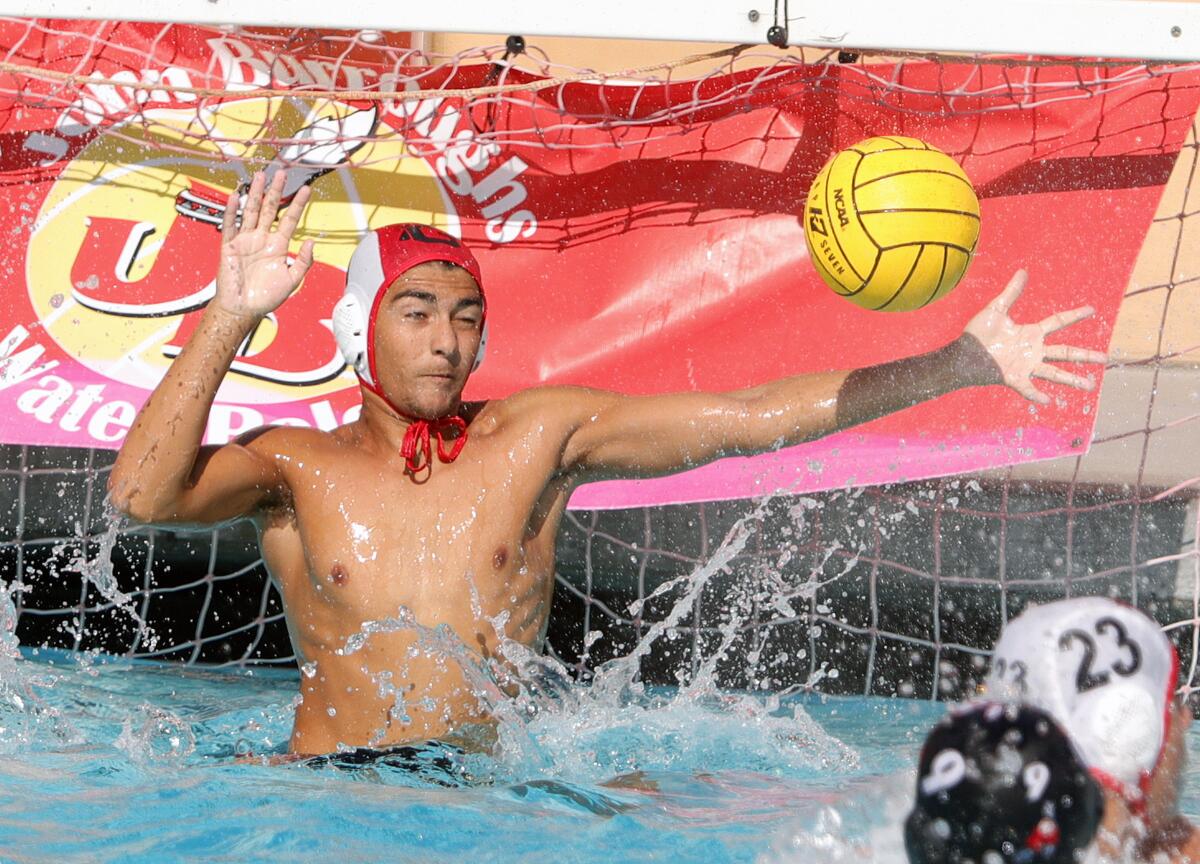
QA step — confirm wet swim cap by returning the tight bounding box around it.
[905,702,1103,864]
[985,598,1178,805]
[331,223,487,391]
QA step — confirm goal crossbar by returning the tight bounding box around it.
[6,0,1200,62]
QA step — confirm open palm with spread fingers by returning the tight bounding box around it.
[964,269,1106,404]
[215,170,315,320]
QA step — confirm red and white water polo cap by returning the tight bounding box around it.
[332,224,486,388]
[985,597,1178,804]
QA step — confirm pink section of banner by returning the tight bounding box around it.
[569,425,1070,509]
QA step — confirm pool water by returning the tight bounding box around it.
[3,650,1200,862]
[0,647,915,863]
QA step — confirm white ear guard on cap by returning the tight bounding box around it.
[331,292,372,380]
[984,597,1178,801]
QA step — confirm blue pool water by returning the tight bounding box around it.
[2,649,1199,863]
[0,647,922,863]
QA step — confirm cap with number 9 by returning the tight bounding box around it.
[984,597,1178,804]
[905,702,1103,864]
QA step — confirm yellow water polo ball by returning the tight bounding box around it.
[803,136,981,311]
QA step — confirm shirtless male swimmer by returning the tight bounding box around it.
[108,171,1106,758]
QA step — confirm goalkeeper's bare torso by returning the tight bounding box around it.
[252,392,577,756]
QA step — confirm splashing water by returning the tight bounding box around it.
[0,506,161,756]
[331,496,864,787]
[2,489,1200,861]
[114,704,197,765]
[37,509,159,659]
[759,773,914,864]
[0,582,63,752]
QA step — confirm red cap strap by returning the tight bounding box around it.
[399,415,468,475]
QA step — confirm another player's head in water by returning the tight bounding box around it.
[985,597,1181,810]
[984,597,1198,860]
[905,702,1103,864]
[332,224,486,421]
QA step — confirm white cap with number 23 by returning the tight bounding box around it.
[985,597,1178,805]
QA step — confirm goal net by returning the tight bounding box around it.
[2,17,1199,702]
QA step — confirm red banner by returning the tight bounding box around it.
[0,21,1196,507]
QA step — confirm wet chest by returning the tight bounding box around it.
[284,461,548,614]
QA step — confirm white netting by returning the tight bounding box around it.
[1,22,1199,699]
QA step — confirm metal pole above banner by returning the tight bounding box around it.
[3,0,1200,62]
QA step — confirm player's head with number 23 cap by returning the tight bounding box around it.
[985,597,1179,807]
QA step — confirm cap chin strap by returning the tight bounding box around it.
[358,376,468,476]
[400,413,467,475]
